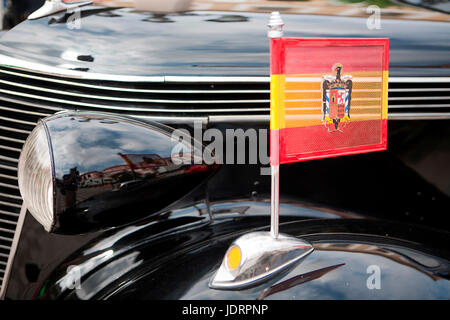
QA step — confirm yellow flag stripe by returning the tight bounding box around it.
[270,74,285,130]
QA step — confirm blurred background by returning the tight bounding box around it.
[0,0,448,32]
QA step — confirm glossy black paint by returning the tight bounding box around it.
[20,200,450,300]
[6,120,450,299]
[42,111,217,234]
[0,8,449,77]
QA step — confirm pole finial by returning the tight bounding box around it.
[268,11,284,38]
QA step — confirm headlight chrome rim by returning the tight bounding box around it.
[18,121,56,232]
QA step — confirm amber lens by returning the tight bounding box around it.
[226,245,242,271]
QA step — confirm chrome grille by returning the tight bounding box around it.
[388,79,450,119]
[0,66,270,119]
[0,65,449,122]
[0,60,449,295]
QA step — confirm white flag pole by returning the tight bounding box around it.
[268,12,284,240]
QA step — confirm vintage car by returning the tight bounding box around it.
[0,0,449,300]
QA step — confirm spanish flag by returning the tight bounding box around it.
[270,38,389,165]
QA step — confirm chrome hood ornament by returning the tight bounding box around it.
[210,12,314,290]
[28,0,93,20]
[209,232,313,289]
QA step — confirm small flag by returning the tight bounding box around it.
[270,38,389,165]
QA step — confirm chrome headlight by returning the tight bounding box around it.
[18,122,55,232]
[17,111,217,234]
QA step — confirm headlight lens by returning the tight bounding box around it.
[18,122,54,232]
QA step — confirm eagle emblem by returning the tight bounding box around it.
[322,63,353,132]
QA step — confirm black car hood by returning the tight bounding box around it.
[0,7,449,77]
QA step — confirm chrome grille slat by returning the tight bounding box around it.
[0,68,270,94]
[0,200,21,209]
[0,125,33,135]
[0,145,21,153]
[0,183,19,190]
[0,193,21,201]
[389,88,450,92]
[0,115,37,127]
[389,104,450,109]
[0,210,19,218]
[0,164,17,172]
[0,136,26,144]
[0,218,17,226]
[388,97,450,101]
[0,65,448,119]
[0,237,12,244]
[0,155,18,164]
[0,105,53,117]
[0,229,14,235]
[0,79,271,104]
[0,88,270,113]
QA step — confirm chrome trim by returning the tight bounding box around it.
[0,126,32,135]
[389,88,450,92]
[0,218,16,225]
[0,145,21,153]
[138,115,208,125]
[388,113,450,120]
[0,201,21,209]
[0,164,17,172]
[0,54,449,123]
[0,136,26,144]
[389,77,450,83]
[0,69,270,94]
[0,88,269,113]
[0,105,53,117]
[0,80,270,104]
[165,76,271,83]
[0,79,270,104]
[0,155,19,163]
[0,210,19,217]
[0,54,267,83]
[0,193,22,201]
[1,54,450,84]
[0,205,26,299]
[389,96,449,101]
[209,115,270,123]
[389,104,450,108]
[0,183,19,190]
[0,95,62,113]
[0,228,14,235]
[0,173,18,181]
[0,115,36,127]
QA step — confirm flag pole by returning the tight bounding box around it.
[270,164,280,239]
[268,12,284,240]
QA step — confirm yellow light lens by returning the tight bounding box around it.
[226,245,241,271]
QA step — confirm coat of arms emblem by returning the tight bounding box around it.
[322,63,353,131]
